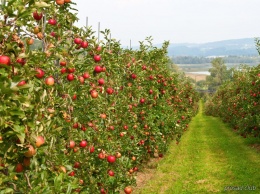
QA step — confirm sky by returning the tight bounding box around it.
[73,0,260,47]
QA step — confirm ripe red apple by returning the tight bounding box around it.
[24,145,36,158]
[78,76,84,84]
[149,89,153,94]
[100,188,107,194]
[124,186,132,194]
[131,74,137,79]
[17,80,26,87]
[98,78,105,85]
[107,170,114,176]
[67,68,75,73]
[72,94,77,101]
[67,73,74,81]
[107,155,116,163]
[81,41,88,48]
[96,46,102,52]
[16,58,26,66]
[23,157,31,167]
[35,136,45,147]
[94,65,103,73]
[68,171,75,176]
[73,162,80,168]
[50,31,56,37]
[93,55,101,62]
[35,68,45,78]
[60,68,67,74]
[15,163,24,173]
[74,38,82,45]
[142,65,147,70]
[79,140,87,148]
[89,146,95,153]
[106,87,114,95]
[60,61,66,66]
[48,19,57,25]
[108,126,115,130]
[140,98,145,104]
[45,76,55,86]
[33,11,43,21]
[83,72,90,79]
[72,122,78,128]
[0,55,11,65]
[98,152,106,159]
[91,90,98,98]
[69,140,75,148]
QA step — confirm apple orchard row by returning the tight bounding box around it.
[0,0,199,193]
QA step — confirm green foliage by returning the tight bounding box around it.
[0,0,199,193]
[206,58,232,90]
[205,65,260,137]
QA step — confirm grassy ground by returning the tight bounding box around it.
[135,101,260,194]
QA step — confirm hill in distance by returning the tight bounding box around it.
[167,38,259,57]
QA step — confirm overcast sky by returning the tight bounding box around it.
[73,0,260,46]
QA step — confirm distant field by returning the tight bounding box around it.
[177,63,259,72]
[185,73,207,81]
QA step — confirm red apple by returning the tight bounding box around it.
[93,55,101,62]
[60,61,66,66]
[98,78,105,85]
[81,41,88,48]
[106,87,114,95]
[48,19,57,25]
[23,157,31,167]
[72,94,77,100]
[73,162,80,168]
[78,76,84,84]
[24,145,36,158]
[107,155,116,163]
[89,146,95,153]
[107,170,114,176]
[140,98,145,104]
[0,55,11,65]
[45,76,55,86]
[131,74,137,79]
[96,46,102,52]
[35,136,45,147]
[67,68,75,73]
[69,140,75,148]
[35,68,45,78]
[73,123,78,128]
[17,80,26,87]
[98,152,106,159]
[124,187,132,194]
[79,140,87,148]
[33,11,43,21]
[94,65,103,73]
[74,38,82,45]
[15,163,23,173]
[91,90,98,98]
[60,68,67,74]
[83,72,90,79]
[67,73,74,81]
[50,31,56,37]
[16,58,26,66]
[68,171,75,176]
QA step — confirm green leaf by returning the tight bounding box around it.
[0,188,14,194]
[35,2,50,8]
[9,110,25,117]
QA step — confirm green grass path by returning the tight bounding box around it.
[137,101,260,194]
